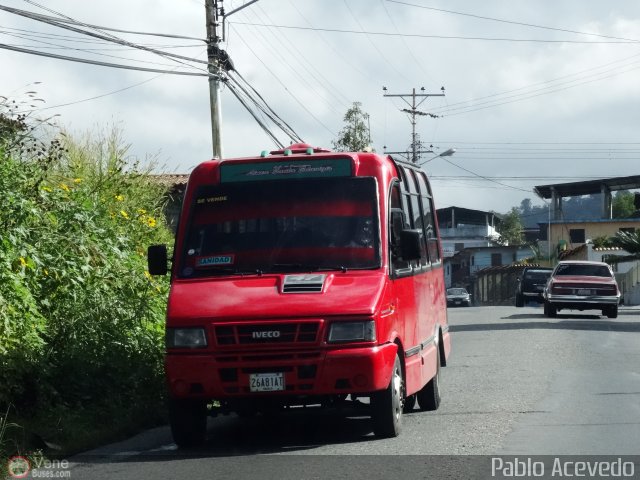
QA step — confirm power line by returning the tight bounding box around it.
[431,52,640,114]
[0,42,209,75]
[342,0,412,85]
[0,5,210,71]
[385,0,640,44]
[0,31,204,69]
[428,156,535,193]
[14,3,205,41]
[434,59,640,117]
[229,23,337,137]
[228,21,639,44]
[234,7,347,118]
[252,3,352,107]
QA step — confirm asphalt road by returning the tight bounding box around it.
[65,305,640,479]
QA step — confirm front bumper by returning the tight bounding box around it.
[165,342,398,400]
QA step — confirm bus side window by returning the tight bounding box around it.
[415,171,441,264]
[389,183,410,272]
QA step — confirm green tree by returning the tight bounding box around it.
[612,230,640,258]
[612,190,636,218]
[332,102,371,152]
[497,207,524,246]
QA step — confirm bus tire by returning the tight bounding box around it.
[169,398,207,448]
[371,353,403,438]
[417,348,441,411]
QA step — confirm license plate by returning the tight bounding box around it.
[454,300,461,304]
[577,289,592,295]
[249,373,284,392]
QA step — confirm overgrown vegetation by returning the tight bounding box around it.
[0,95,173,472]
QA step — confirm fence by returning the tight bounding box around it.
[616,260,640,306]
[472,265,525,306]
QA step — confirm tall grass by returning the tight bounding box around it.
[0,98,173,460]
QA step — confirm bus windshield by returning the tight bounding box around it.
[178,177,381,277]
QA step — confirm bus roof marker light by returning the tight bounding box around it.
[306,148,313,155]
[260,150,268,157]
[284,149,292,156]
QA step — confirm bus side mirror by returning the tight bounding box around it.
[148,244,168,276]
[400,229,422,261]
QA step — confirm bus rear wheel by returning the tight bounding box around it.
[417,348,441,411]
[169,398,207,448]
[371,353,403,438]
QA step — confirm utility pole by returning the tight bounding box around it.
[205,0,223,158]
[383,87,445,163]
[204,0,260,158]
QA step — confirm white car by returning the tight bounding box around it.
[446,288,471,307]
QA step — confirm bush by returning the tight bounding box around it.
[0,100,173,458]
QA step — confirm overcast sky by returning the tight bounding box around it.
[2,0,640,213]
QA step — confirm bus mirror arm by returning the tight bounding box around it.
[148,244,169,276]
[400,229,422,262]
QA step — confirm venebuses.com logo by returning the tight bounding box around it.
[6,455,71,478]
[7,456,30,478]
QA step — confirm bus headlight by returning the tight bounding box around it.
[328,321,376,343]
[166,328,208,348]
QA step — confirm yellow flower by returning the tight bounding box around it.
[146,216,157,228]
[120,210,129,219]
[115,195,124,202]
[19,257,27,267]
[60,183,70,192]
[41,186,52,192]
[144,270,152,280]
[137,208,147,215]
[44,269,49,276]
[73,178,82,183]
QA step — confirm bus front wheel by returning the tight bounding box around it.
[371,353,403,438]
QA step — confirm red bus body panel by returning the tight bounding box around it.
[164,145,450,404]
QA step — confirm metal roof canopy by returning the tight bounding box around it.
[436,206,502,227]
[534,175,640,199]
[534,174,640,220]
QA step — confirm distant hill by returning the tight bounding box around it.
[516,194,602,228]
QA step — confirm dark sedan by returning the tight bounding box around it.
[515,267,553,307]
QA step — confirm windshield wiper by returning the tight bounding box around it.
[317,265,348,273]
[267,263,348,273]
[201,267,263,276]
[267,263,320,272]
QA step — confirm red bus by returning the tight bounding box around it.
[148,143,451,446]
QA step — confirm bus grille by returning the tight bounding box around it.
[214,322,320,345]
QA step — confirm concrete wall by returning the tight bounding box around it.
[548,220,640,250]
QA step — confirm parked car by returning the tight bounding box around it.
[542,260,620,318]
[446,288,471,307]
[515,267,553,307]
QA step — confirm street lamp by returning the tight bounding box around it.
[418,147,456,166]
